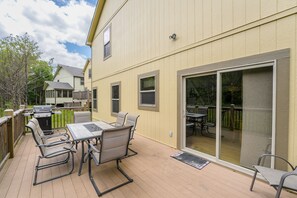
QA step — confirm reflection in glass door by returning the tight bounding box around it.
[185,74,216,156]
[184,64,274,170]
[219,67,273,169]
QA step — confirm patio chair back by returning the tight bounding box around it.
[114,111,128,127]
[26,121,45,156]
[74,111,91,123]
[99,125,132,163]
[125,114,140,140]
[30,117,46,138]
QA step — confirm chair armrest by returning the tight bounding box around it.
[63,146,76,153]
[257,154,295,170]
[43,127,67,133]
[37,140,73,148]
[42,133,70,140]
[278,168,297,190]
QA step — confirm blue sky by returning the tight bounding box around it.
[52,0,97,7]
[51,0,97,60]
[0,0,97,68]
[64,42,91,58]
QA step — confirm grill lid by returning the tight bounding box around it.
[33,105,52,113]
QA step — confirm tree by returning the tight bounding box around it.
[27,60,53,105]
[0,33,41,109]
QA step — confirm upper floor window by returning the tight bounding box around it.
[111,82,120,115]
[138,70,159,111]
[103,25,111,60]
[88,68,92,79]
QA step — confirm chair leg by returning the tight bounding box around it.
[117,159,133,182]
[250,169,258,191]
[88,153,102,196]
[275,175,285,198]
[88,156,133,197]
[128,147,138,157]
[33,152,75,185]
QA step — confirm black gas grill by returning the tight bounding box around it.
[32,105,53,131]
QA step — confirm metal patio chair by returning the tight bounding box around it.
[110,111,128,127]
[26,121,75,185]
[250,154,297,198]
[74,111,92,148]
[74,111,91,123]
[125,114,140,156]
[29,117,70,143]
[87,125,133,196]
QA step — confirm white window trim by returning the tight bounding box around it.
[103,24,111,60]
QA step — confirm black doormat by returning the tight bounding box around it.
[171,152,210,170]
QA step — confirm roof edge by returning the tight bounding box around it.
[86,0,106,46]
[83,58,91,73]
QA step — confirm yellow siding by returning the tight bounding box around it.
[261,0,277,18]
[95,0,126,37]
[91,0,297,162]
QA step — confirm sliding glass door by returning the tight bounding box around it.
[184,63,274,170]
[219,66,273,168]
[185,74,216,156]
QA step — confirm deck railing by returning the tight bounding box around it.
[24,107,86,129]
[73,90,91,100]
[0,106,88,171]
[0,107,26,171]
[188,105,243,130]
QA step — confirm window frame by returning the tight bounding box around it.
[111,82,121,116]
[103,24,112,60]
[80,77,84,86]
[63,89,67,98]
[88,68,92,79]
[138,70,159,111]
[92,87,98,112]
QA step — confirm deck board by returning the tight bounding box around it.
[0,133,296,198]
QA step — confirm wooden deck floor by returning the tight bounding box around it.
[0,134,296,198]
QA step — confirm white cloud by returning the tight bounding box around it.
[0,0,95,68]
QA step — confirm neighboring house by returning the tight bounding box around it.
[86,0,296,174]
[44,64,84,107]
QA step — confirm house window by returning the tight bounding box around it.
[63,90,67,97]
[88,69,92,79]
[68,91,72,98]
[93,88,98,111]
[57,90,62,98]
[80,77,84,85]
[111,82,120,115]
[138,70,159,111]
[103,25,111,60]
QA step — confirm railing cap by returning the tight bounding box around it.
[0,116,10,126]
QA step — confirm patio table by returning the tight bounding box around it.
[186,113,207,135]
[67,121,114,175]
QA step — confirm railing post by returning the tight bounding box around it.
[19,105,26,135]
[4,109,14,158]
[230,104,235,131]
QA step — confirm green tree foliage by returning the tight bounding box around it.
[0,33,41,110]
[27,60,53,105]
